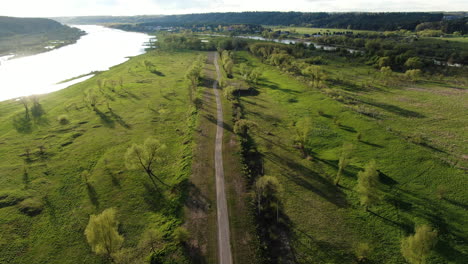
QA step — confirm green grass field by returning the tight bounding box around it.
[429,37,468,43]
[230,51,467,263]
[0,50,201,263]
[268,26,374,35]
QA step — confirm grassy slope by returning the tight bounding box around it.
[0,50,199,263]
[233,51,467,263]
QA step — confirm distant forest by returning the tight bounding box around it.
[52,12,468,32]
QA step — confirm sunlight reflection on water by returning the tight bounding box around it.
[0,25,150,101]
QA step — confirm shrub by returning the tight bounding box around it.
[18,197,44,216]
[0,190,30,207]
[57,114,70,125]
[173,226,190,244]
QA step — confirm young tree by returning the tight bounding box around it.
[138,229,162,253]
[401,225,438,264]
[404,57,424,70]
[295,117,312,158]
[85,208,124,261]
[356,160,381,210]
[19,97,30,120]
[405,69,422,82]
[335,143,354,186]
[125,137,168,188]
[233,119,257,137]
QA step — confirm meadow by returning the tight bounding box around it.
[226,50,467,263]
[0,50,200,263]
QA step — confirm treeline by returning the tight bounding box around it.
[154,32,249,51]
[415,17,468,34]
[0,16,83,38]
[60,12,448,32]
[111,23,264,35]
[314,34,468,66]
[51,15,164,25]
[132,12,445,31]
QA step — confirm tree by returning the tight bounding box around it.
[138,229,162,253]
[295,117,312,158]
[380,66,393,81]
[404,57,424,70]
[233,119,257,136]
[125,137,168,188]
[85,208,124,261]
[255,175,283,222]
[335,143,354,186]
[405,69,422,82]
[401,225,438,264]
[378,56,392,68]
[19,97,30,120]
[356,160,381,210]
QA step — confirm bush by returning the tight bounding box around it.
[0,190,30,207]
[173,226,190,244]
[57,114,70,125]
[18,197,44,216]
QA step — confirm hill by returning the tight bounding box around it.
[0,16,84,56]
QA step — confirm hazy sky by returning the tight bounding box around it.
[2,0,467,17]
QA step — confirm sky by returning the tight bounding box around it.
[1,0,467,17]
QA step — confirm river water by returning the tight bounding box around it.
[0,25,150,102]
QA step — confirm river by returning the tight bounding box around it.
[0,25,151,102]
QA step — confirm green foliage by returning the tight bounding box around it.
[355,242,372,262]
[238,63,262,84]
[18,197,44,216]
[57,114,70,125]
[401,225,438,264]
[295,117,313,158]
[173,226,190,244]
[139,229,163,253]
[355,160,381,210]
[223,85,238,101]
[85,208,124,260]
[335,142,354,185]
[233,119,257,136]
[405,69,422,82]
[125,137,168,188]
[404,57,424,70]
[255,176,283,214]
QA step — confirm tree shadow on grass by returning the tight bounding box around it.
[184,181,210,213]
[12,114,33,133]
[262,81,300,95]
[142,182,166,212]
[361,100,425,118]
[109,109,131,129]
[292,227,356,264]
[86,183,99,208]
[265,152,348,208]
[150,70,165,76]
[94,108,115,128]
[105,168,121,188]
[339,124,357,133]
[445,198,468,210]
[361,140,384,148]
